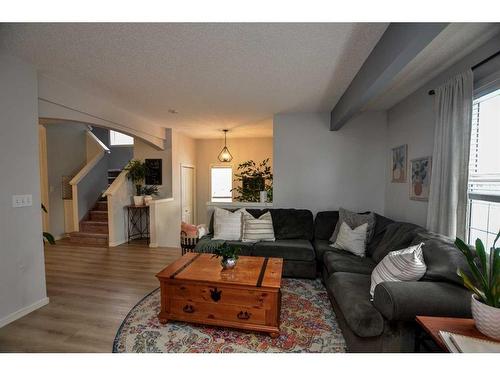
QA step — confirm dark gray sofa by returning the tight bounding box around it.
[195,208,316,278]
[315,211,473,352]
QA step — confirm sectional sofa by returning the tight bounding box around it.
[195,208,472,352]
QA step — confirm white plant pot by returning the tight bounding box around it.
[133,196,144,206]
[143,195,153,205]
[471,294,500,340]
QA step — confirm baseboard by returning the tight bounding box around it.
[0,297,50,328]
[109,239,126,247]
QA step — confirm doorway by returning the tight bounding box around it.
[181,165,195,224]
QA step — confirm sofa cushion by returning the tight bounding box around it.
[323,249,376,275]
[252,239,315,261]
[313,239,333,262]
[330,208,376,244]
[325,272,384,337]
[412,232,470,286]
[194,235,254,256]
[371,222,425,263]
[209,208,313,241]
[314,211,340,240]
[268,209,314,241]
[366,214,395,257]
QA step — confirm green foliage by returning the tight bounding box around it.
[41,204,56,245]
[125,159,147,195]
[231,158,273,202]
[142,185,159,196]
[207,242,240,262]
[455,231,500,308]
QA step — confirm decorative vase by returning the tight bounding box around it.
[221,257,237,270]
[259,190,267,203]
[133,196,144,206]
[414,182,423,196]
[471,294,500,340]
[393,168,401,180]
[143,195,153,205]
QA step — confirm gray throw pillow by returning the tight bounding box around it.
[330,208,376,244]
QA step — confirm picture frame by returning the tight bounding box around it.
[410,156,432,201]
[391,144,407,183]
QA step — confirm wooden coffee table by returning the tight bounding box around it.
[156,253,283,337]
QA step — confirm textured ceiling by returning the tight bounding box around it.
[0,23,388,138]
[364,23,500,111]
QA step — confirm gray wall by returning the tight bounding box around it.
[92,127,133,170]
[0,54,48,326]
[273,111,387,215]
[45,123,87,237]
[384,32,500,227]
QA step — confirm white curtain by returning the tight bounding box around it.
[426,70,473,239]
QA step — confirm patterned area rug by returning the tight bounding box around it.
[113,278,346,353]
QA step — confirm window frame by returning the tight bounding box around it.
[109,130,134,147]
[210,164,233,203]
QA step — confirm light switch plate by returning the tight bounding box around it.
[12,194,33,208]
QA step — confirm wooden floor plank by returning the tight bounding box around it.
[0,240,180,352]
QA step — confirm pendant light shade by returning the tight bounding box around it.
[218,129,233,162]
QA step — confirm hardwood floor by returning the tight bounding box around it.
[0,240,181,352]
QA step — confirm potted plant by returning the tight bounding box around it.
[211,242,240,270]
[232,158,273,202]
[41,204,55,245]
[455,231,500,340]
[142,185,159,205]
[125,159,147,205]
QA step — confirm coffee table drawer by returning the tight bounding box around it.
[169,283,273,308]
[169,299,267,325]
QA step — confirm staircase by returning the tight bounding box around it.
[68,197,109,247]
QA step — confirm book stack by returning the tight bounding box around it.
[439,331,500,353]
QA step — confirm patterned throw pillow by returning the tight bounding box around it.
[370,242,427,298]
[241,210,275,242]
[212,207,243,241]
[331,222,368,257]
[330,208,376,244]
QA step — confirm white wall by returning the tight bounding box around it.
[384,32,500,227]
[195,137,273,224]
[273,112,387,215]
[0,54,48,327]
[45,123,87,238]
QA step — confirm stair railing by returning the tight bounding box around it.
[103,168,133,246]
[69,130,110,232]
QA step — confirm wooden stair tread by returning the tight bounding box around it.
[81,220,108,225]
[69,231,108,238]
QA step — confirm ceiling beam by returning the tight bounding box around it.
[330,23,448,131]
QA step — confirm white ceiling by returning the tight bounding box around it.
[0,23,388,138]
[364,23,500,111]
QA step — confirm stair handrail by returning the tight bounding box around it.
[103,169,129,197]
[69,130,111,232]
[69,131,110,186]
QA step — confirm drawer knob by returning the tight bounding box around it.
[237,311,251,320]
[183,304,195,313]
[210,287,222,302]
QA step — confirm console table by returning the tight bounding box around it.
[126,205,150,243]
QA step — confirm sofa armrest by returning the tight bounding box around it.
[372,281,471,321]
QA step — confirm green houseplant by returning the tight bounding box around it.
[232,158,273,203]
[125,159,147,205]
[210,242,241,270]
[142,185,159,205]
[455,231,500,339]
[41,204,55,245]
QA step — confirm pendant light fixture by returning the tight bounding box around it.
[218,129,233,162]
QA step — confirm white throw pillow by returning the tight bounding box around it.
[331,222,368,257]
[212,207,243,241]
[241,210,275,242]
[370,242,427,298]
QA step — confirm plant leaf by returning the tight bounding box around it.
[458,269,485,301]
[43,232,56,245]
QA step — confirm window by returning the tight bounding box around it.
[211,166,232,202]
[466,87,500,249]
[110,130,134,146]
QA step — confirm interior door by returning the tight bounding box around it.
[181,166,195,224]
